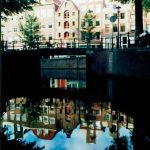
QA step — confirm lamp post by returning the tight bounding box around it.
[116,6,121,48]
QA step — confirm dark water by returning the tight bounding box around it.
[1,67,150,149]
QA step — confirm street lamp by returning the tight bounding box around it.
[116,6,121,48]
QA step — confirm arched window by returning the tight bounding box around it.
[64,32,69,39]
[64,10,69,18]
[72,21,75,26]
[64,21,69,29]
[72,32,75,37]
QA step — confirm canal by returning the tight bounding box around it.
[0,55,149,150]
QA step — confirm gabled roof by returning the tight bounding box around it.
[56,0,79,12]
[32,129,56,140]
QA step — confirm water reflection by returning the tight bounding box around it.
[1,97,134,150]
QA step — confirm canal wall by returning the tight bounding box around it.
[87,48,150,80]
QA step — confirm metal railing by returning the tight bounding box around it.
[1,32,149,51]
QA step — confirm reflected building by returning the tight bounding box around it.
[2,97,80,140]
[1,98,134,142]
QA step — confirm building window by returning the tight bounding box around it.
[123,37,127,44]
[72,21,75,26]
[43,116,49,124]
[103,114,110,121]
[58,22,61,26]
[147,24,150,29]
[131,14,135,19]
[96,20,100,26]
[64,32,69,39]
[42,25,46,28]
[72,32,75,37]
[72,12,75,16]
[58,13,61,16]
[120,24,125,32]
[43,107,48,114]
[50,117,55,124]
[64,21,69,29]
[48,25,52,28]
[95,32,100,39]
[105,14,109,20]
[120,13,125,19]
[14,28,17,32]
[58,33,61,37]
[42,37,46,41]
[49,36,52,40]
[64,10,69,18]
[113,24,118,32]
[130,25,135,32]
[105,24,110,33]
[113,13,117,18]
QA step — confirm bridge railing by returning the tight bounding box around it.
[1,32,148,51]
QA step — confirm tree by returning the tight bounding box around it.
[118,0,150,39]
[81,10,96,47]
[105,136,133,150]
[19,13,41,48]
[0,0,38,49]
[1,0,38,16]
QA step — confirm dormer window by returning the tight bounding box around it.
[64,10,69,18]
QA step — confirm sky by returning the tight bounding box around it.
[23,126,113,150]
[22,126,133,150]
[72,0,80,5]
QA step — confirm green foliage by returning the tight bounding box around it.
[81,10,96,33]
[81,10,96,42]
[105,136,133,150]
[118,0,150,11]
[0,127,44,150]
[2,0,38,16]
[19,13,41,46]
